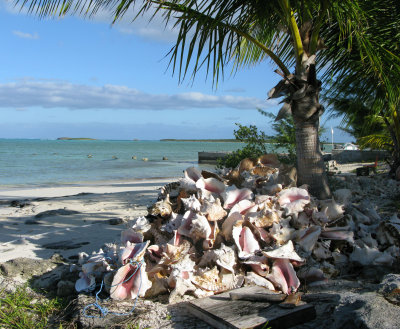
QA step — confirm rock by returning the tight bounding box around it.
[57,280,76,297]
[108,217,125,225]
[379,274,400,294]
[132,156,137,160]
[142,158,149,162]
[10,200,31,208]
[32,264,71,291]
[163,156,168,160]
[35,209,80,219]
[396,166,400,181]
[42,240,90,250]
[25,218,41,225]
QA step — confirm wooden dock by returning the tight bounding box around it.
[186,286,316,329]
[198,151,231,164]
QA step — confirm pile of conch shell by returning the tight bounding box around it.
[75,154,400,303]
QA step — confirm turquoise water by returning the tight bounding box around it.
[0,139,250,187]
[0,139,334,188]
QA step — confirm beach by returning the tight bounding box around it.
[0,178,176,262]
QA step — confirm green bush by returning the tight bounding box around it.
[218,124,267,169]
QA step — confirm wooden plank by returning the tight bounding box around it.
[186,286,316,329]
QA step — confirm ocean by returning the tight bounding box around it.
[0,139,252,187]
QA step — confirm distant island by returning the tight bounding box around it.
[160,139,240,142]
[57,137,96,141]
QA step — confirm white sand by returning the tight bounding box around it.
[0,178,177,262]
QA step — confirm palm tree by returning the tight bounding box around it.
[15,0,400,198]
[324,0,400,175]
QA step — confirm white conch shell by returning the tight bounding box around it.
[263,240,304,262]
[130,216,151,234]
[161,212,183,233]
[349,245,394,266]
[190,213,212,241]
[245,271,275,290]
[181,194,202,212]
[200,196,227,221]
[278,187,310,215]
[75,272,96,292]
[319,199,344,221]
[232,221,260,259]
[221,212,243,240]
[110,262,152,300]
[266,258,300,294]
[202,222,220,250]
[320,227,354,244]
[178,210,196,237]
[223,187,254,209]
[333,188,352,205]
[269,219,295,245]
[294,226,321,252]
[198,243,237,273]
[312,241,332,260]
[191,266,244,293]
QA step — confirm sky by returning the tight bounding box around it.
[0,1,352,141]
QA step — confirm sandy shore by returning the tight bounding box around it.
[0,161,380,263]
[0,178,177,262]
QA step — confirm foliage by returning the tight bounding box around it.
[258,109,297,164]
[218,123,267,169]
[0,285,63,329]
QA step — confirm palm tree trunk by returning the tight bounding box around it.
[294,116,331,199]
[292,63,331,199]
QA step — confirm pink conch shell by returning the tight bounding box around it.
[245,271,275,290]
[320,227,354,244]
[184,167,202,182]
[242,255,270,277]
[196,177,225,195]
[221,212,243,240]
[200,196,227,221]
[229,199,255,216]
[120,240,150,264]
[266,258,300,294]
[294,226,321,252]
[110,262,152,300]
[121,229,143,245]
[232,222,260,259]
[263,240,304,262]
[278,187,310,215]
[223,187,254,209]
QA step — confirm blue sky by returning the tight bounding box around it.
[0,1,351,141]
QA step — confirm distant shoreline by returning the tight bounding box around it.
[57,137,96,140]
[160,139,241,142]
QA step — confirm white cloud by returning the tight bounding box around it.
[5,1,177,43]
[12,30,39,39]
[0,79,272,111]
